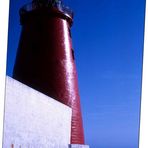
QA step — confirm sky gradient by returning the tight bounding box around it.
[7,0,146,147]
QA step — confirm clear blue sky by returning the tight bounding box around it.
[7,0,146,147]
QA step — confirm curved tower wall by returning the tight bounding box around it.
[13,1,84,144]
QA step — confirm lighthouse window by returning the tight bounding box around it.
[69,28,72,38]
[72,48,75,60]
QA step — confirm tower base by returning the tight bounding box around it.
[69,144,89,148]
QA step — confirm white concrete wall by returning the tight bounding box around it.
[69,144,89,148]
[3,76,72,148]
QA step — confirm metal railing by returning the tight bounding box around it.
[20,0,73,18]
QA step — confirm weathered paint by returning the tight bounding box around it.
[13,1,84,144]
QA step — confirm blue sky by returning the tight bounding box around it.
[7,0,146,147]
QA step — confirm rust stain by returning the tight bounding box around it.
[11,144,14,148]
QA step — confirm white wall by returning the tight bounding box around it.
[3,76,72,148]
[0,0,9,147]
[139,0,148,147]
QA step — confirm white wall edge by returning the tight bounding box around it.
[0,0,10,147]
[139,0,148,148]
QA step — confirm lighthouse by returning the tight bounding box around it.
[13,0,85,145]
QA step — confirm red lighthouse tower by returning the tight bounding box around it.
[13,0,85,145]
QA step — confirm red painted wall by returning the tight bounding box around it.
[13,5,85,144]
